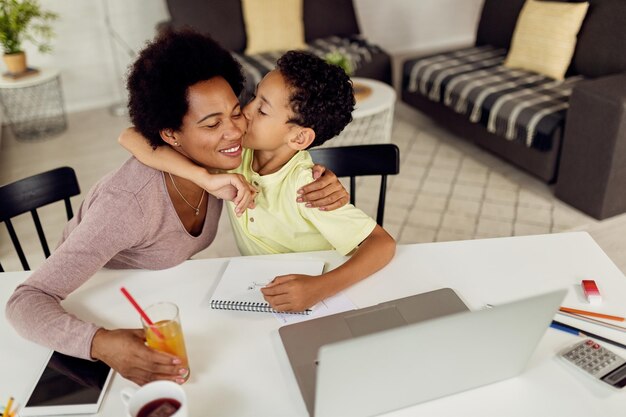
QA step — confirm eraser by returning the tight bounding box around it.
[582,280,601,305]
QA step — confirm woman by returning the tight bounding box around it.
[6,30,348,386]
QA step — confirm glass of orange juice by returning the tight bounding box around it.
[141,302,190,383]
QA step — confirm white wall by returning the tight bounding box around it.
[24,0,169,113]
[17,0,483,113]
[354,0,484,54]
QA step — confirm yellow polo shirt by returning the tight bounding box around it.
[227,148,376,256]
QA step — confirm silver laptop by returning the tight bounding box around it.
[279,288,566,417]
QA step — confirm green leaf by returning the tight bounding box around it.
[324,50,354,76]
[0,0,58,55]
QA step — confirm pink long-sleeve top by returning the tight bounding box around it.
[6,158,222,359]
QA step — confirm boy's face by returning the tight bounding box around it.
[174,76,246,171]
[242,70,300,151]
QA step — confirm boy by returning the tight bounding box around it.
[120,51,396,312]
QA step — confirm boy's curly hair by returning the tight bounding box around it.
[127,29,244,148]
[276,51,355,148]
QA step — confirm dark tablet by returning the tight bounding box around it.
[21,350,114,416]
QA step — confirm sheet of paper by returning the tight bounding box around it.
[274,291,357,325]
[205,257,325,311]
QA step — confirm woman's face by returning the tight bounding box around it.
[173,77,246,171]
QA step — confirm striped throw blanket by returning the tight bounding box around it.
[404,46,583,150]
[234,35,382,101]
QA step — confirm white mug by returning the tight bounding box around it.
[121,380,188,417]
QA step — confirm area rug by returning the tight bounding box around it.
[353,104,595,244]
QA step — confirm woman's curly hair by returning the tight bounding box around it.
[276,51,355,148]
[127,29,244,148]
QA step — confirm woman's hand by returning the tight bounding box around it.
[90,328,187,386]
[298,165,349,211]
[196,172,257,216]
[260,274,325,312]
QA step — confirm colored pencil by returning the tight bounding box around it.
[6,401,17,417]
[559,306,624,322]
[2,397,13,417]
[550,320,626,350]
[550,321,579,336]
[557,310,626,333]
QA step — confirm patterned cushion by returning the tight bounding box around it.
[234,35,383,102]
[403,46,584,150]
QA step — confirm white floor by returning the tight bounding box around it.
[2,102,626,274]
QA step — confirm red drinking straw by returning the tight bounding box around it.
[120,287,164,339]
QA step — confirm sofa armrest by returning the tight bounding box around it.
[155,20,171,34]
[475,0,526,49]
[555,73,626,219]
[304,0,360,41]
[161,0,246,52]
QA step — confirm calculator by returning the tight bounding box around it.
[559,339,626,389]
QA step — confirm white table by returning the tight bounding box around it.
[323,77,396,148]
[2,232,626,416]
[0,68,67,140]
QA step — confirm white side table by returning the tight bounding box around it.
[0,68,67,141]
[321,77,396,148]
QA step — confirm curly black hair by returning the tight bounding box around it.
[276,51,355,148]
[127,29,244,148]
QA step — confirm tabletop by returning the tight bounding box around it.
[0,68,61,89]
[350,77,396,119]
[2,232,626,416]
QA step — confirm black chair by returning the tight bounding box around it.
[0,167,81,272]
[309,144,400,226]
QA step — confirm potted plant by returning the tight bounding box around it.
[0,0,57,75]
[325,49,371,101]
[324,50,354,76]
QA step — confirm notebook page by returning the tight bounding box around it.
[274,291,356,324]
[207,257,325,310]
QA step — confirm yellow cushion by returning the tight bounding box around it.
[242,0,307,54]
[504,0,589,80]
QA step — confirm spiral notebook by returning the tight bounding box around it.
[209,257,325,314]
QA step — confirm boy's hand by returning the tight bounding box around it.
[297,165,349,211]
[260,274,324,312]
[198,173,257,216]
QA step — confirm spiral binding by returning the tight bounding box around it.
[210,300,310,315]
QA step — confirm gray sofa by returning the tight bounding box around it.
[158,0,392,103]
[401,0,626,220]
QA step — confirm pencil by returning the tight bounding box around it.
[6,401,17,417]
[550,321,579,336]
[557,310,626,333]
[559,306,625,322]
[550,320,626,350]
[2,397,13,417]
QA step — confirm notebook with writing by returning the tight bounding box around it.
[209,257,325,314]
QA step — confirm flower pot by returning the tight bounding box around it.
[353,81,372,102]
[3,52,27,74]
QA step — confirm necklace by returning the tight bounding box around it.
[168,172,205,216]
